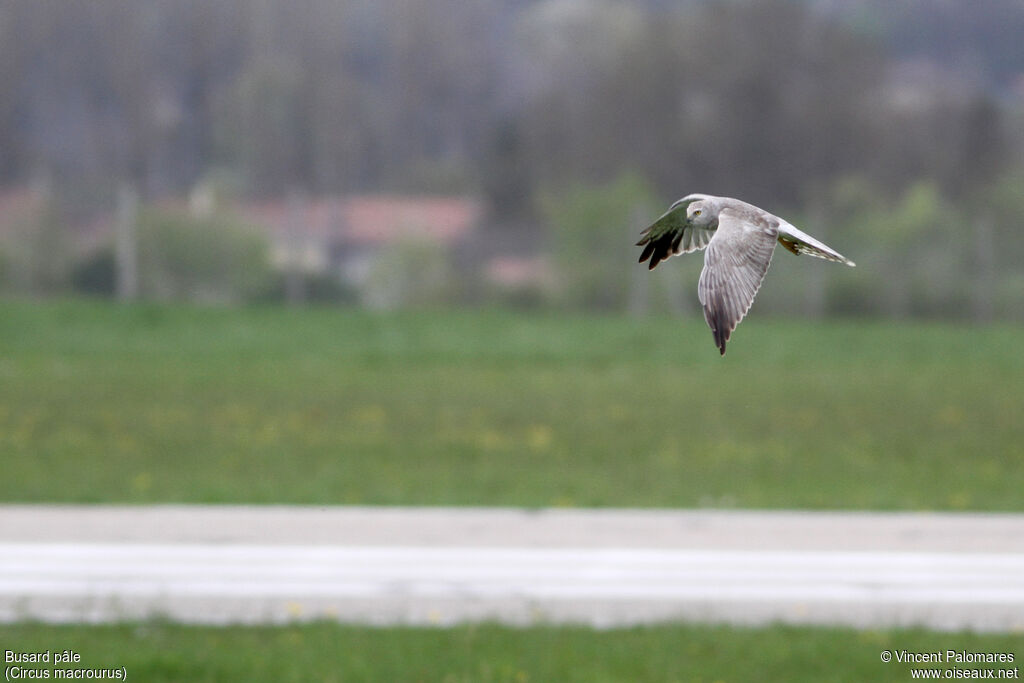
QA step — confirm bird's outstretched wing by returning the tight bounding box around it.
[777,221,855,266]
[636,196,714,269]
[698,208,778,355]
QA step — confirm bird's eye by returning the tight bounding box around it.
[693,209,702,216]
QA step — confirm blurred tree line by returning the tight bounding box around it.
[0,0,1023,318]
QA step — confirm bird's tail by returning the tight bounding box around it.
[776,222,855,267]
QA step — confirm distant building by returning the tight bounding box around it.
[242,194,484,305]
[0,186,44,240]
[1,185,557,306]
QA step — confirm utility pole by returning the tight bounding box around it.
[285,190,307,306]
[115,182,139,302]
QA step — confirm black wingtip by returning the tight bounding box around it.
[715,331,726,355]
[638,242,655,264]
[636,229,675,270]
[708,309,729,355]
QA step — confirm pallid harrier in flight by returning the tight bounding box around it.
[637,194,854,355]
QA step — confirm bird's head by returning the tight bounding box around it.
[683,196,717,228]
[636,193,721,270]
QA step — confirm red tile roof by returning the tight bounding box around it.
[243,195,482,245]
[0,186,44,236]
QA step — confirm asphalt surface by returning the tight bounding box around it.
[2,506,1023,631]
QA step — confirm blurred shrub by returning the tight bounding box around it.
[134,208,273,303]
[978,172,1024,320]
[0,195,73,295]
[71,208,273,303]
[980,172,1024,271]
[473,267,552,311]
[71,248,117,297]
[541,171,657,310]
[139,209,272,303]
[996,274,1024,320]
[363,237,456,310]
[256,271,358,305]
[781,172,1024,322]
[822,179,969,319]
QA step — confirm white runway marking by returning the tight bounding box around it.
[2,543,1024,629]
[2,506,1024,629]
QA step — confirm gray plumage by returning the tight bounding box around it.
[637,194,855,355]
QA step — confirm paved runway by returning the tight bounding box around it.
[2,506,1023,630]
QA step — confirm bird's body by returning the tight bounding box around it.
[637,194,854,354]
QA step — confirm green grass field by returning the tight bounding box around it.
[1,299,1021,509]
[0,621,1019,683]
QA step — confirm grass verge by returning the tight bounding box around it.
[1,299,1021,509]
[0,621,1020,683]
